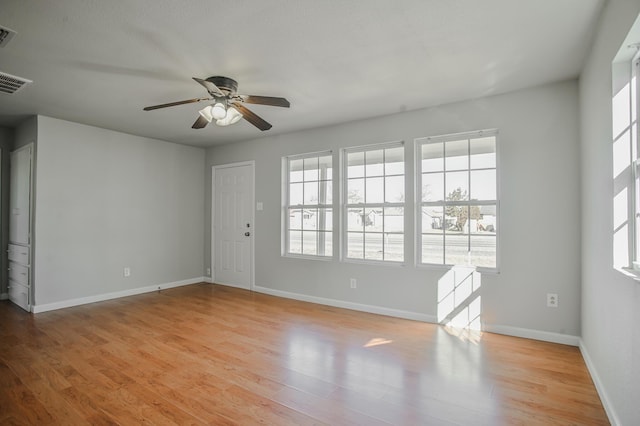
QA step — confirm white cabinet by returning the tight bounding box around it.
[8,144,33,312]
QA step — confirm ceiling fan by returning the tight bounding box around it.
[143,76,290,131]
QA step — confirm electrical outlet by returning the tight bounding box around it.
[547,293,558,308]
[123,267,131,278]
[350,278,357,289]
[206,268,211,276]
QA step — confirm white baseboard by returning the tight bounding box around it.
[0,292,8,300]
[31,277,207,314]
[579,340,619,426]
[253,285,580,346]
[203,276,214,284]
[254,285,437,323]
[483,324,580,346]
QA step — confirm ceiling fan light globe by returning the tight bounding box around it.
[198,105,214,123]
[212,102,227,120]
[216,106,243,126]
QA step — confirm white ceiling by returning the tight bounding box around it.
[0,0,604,147]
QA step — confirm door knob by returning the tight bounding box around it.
[244,232,251,236]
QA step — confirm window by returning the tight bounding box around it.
[284,152,333,257]
[344,142,404,262]
[417,130,498,270]
[613,50,640,271]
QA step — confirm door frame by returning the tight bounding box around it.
[211,161,255,290]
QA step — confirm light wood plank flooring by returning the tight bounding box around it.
[0,283,608,425]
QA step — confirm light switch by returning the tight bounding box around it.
[256,202,263,211]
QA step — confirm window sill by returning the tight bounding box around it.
[615,266,640,281]
[417,263,500,275]
[282,254,334,262]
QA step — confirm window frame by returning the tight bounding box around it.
[342,141,406,265]
[416,129,499,272]
[282,150,334,260]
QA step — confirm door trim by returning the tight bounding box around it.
[211,161,255,290]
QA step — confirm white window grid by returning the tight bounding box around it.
[283,151,334,258]
[342,141,405,263]
[416,130,499,271]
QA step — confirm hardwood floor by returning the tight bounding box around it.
[0,283,608,425]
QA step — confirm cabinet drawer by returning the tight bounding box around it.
[8,244,29,264]
[9,262,29,286]
[8,281,29,311]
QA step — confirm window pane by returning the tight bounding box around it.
[422,142,444,172]
[289,208,302,230]
[303,181,318,204]
[348,151,365,178]
[365,177,384,203]
[348,178,364,203]
[445,234,469,265]
[422,233,443,264]
[365,233,383,260]
[302,208,317,230]
[365,207,383,232]
[348,208,364,231]
[422,173,444,201]
[385,147,404,175]
[288,230,302,254]
[470,137,496,169]
[348,232,364,258]
[445,139,468,171]
[303,157,319,181]
[470,235,496,268]
[422,206,443,233]
[319,231,332,257]
[302,231,317,255]
[470,170,496,200]
[475,205,497,234]
[385,175,404,203]
[384,207,404,233]
[366,150,384,176]
[289,158,304,182]
[319,155,333,180]
[446,171,469,201]
[318,209,333,231]
[445,205,469,233]
[384,233,404,262]
[320,180,332,204]
[290,182,303,205]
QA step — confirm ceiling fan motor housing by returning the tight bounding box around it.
[206,76,238,95]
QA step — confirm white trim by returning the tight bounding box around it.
[253,285,580,346]
[579,340,619,426]
[31,277,206,313]
[0,292,8,300]
[254,285,436,323]
[483,323,580,346]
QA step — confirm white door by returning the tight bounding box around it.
[213,163,254,289]
[8,144,33,311]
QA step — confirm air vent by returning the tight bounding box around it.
[0,26,16,48]
[0,71,32,94]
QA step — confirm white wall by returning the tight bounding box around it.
[33,116,205,307]
[206,79,581,340]
[580,0,640,424]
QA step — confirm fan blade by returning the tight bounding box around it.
[192,115,209,129]
[241,95,290,108]
[143,97,210,111]
[232,102,272,131]
[193,77,224,96]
